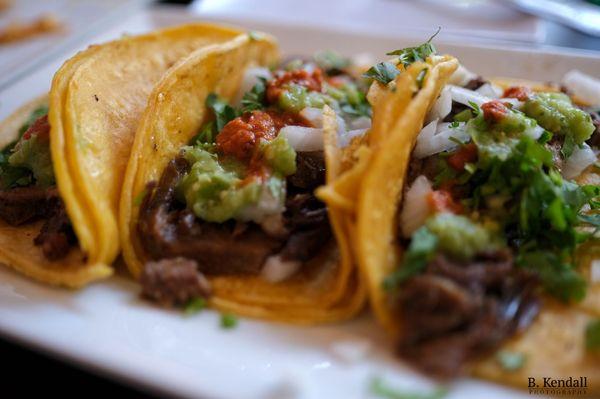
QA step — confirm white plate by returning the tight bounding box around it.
[0,7,598,399]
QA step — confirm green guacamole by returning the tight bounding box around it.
[178,135,296,223]
[425,213,502,261]
[522,92,594,144]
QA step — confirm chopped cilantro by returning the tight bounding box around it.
[416,68,428,89]
[561,134,577,158]
[241,77,267,113]
[369,377,447,399]
[191,121,216,145]
[586,319,600,351]
[496,351,526,371]
[453,109,473,122]
[184,297,207,315]
[386,27,441,67]
[220,312,238,329]
[383,227,437,290]
[362,62,400,85]
[0,105,48,189]
[206,93,238,132]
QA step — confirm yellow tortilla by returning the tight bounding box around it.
[119,34,365,323]
[321,60,600,390]
[0,23,247,287]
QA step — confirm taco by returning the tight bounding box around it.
[0,23,246,287]
[119,35,371,323]
[319,37,600,389]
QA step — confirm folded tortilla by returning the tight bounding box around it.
[119,33,366,323]
[319,58,600,389]
[0,23,246,287]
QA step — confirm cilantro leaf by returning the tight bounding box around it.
[184,297,207,315]
[517,251,586,303]
[369,377,447,399]
[241,77,267,113]
[220,312,238,329]
[206,93,238,132]
[362,62,400,85]
[416,68,428,89]
[561,134,577,158]
[386,27,441,67]
[496,351,526,371]
[190,121,216,145]
[383,227,438,290]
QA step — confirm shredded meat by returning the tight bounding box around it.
[33,194,76,260]
[137,152,331,276]
[288,151,325,190]
[463,77,487,91]
[0,186,55,225]
[140,257,211,306]
[587,110,600,148]
[396,250,540,377]
[281,193,331,261]
[406,156,438,186]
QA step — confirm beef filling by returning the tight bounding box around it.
[0,115,77,261]
[587,110,600,148]
[141,257,211,306]
[33,193,76,261]
[0,185,75,260]
[138,151,331,277]
[396,250,539,377]
[0,186,55,226]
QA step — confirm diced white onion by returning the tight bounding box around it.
[349,116,371,130]
[448,85,491,107]
[238,183,285,223]
[299,107,323,128]
[476,83,502,99]
[262,255,302,283]
[449,64,477,87]
[562,70,600,106]
[525,124,545,140]
[259,213,288,238]
[426,86,452,123]
[400,175,433,238]
[280,126,324,151]
[414,120,469,159]
[562,143,597,179]
[234,67,272,106]
[339,128,367,148]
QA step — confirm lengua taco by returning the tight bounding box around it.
[0,23,246,287]
[119,32,372,323]
[320,36,600,389]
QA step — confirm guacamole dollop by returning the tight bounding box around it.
[425,213,501,261]
[178,134,296,224]
[522,92,594,144]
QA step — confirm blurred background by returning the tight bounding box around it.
[1,0,598,396]
[0,0,598,91]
